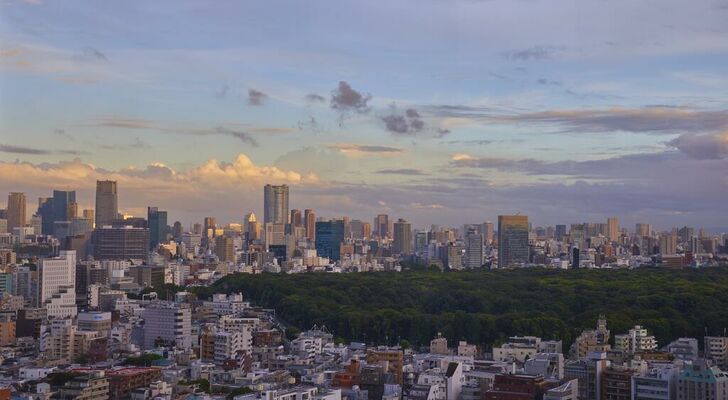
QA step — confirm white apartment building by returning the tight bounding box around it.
[632,364,679,400]
[142,301,192,350]
[614,325,657,355]
[39,250,77,319]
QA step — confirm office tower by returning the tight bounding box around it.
[362,222,372,239]
[392,218,413,255]
[39,250,77,318]
[215,236,235,262]
[82,209,95,226]
[30,215,42,235]
[0,219,6,235]
[635,223,651,237]
[203,216,216,246]
[38,197,54,235]
[482,221,494,244]
[375,214,389,238]
[6,192,26,233]
[659,233,677,255]
[290,209,302,227]
[95,180,118,227]
[53,190,76,224]
[350,219,364,239]
[304,209,316,241]
[572,247,580,268]
[607,217,619,242]
[315,220,345,261]
[68,202,78,219]
[70,217,93,236]
[263,184,289,224]
[147,207,168,249]
[555,225,567,241]
[464,229,484,268]
[172,221,183,240]
[244,213,260,241]
[265,222,286,247]
[93,226,149,260]
[142,302,192,349]
[498,215,529,268]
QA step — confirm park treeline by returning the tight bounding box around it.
[197,267,728,349]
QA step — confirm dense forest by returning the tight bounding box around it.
[196,267,728,350]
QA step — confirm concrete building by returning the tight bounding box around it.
[665,338,699,361]
[632,364,679,400]
[430,334,448,355]
[39,250,77,318]
[704,336,728,370]
[95,180,118,227]
[676,360,728,400]
[142,301,192,350]
[57,371,109,400]
[498,215,529,268]
[464,229,484,269]
[564,352,610,400]
[6,192,26,233]
[93,226,149,260]
[264,184,289,224]
[393,219,413,255]
[571,315,611,359]
[544,379,578,400]
[614,325,657,355]
[367,347,404,385]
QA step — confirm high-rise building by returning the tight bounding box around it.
[93,226,149,260]
[555,225,567,241]
[142,302,192,349]
[607,217,619,242]
[482,221,495,244]
[316,220,345,261]
[635,223,651,237]
[147,207,168,249]
[264,184,289,224]
[215,236,235,262]
[39,250,77,319]
[38,197,54,235]
[362,222,372,239]
[290,209,302,228]
[392,219,413,255]
[659,233,677,255]
[265,223,286,247]
[244,213,260,241]
[375,214,389,238]
[464,229,484,268]
[53,190,76,224]
[304,209,316,241]
[6,192,26,233]
[498,215,529,268]
[95,180,118,227]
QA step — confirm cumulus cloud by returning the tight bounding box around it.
[330,81,371,114]
[668,131,728,159]
[0,155,315,220]
[248,88,267,106]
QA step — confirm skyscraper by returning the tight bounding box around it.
[315,220,345,261]
[38,197,54,235]
[147,207,168,249]
[375,214,389,238]
[95,180,118,227]
[392,218,413,255]
[607,217,619,242]
[39,250,77,319]
[263,184,289,224]
[464,228,484,268]
[290,209,302,227]
[6,192,26,233]
[498,215,529,268]
[52,190,76,224]
[304,209,316,241]
[482,221,494,244]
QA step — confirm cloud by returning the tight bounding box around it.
[248,88,267,106]
[81,47,107,61]
[0,144,85,156]
[381,107,425,135]
[506,46,563,61]
[377,168,429,176]
[410,202,444,209]
[431,106,728,135]
[327,143,404,157]
[668,131,728,159]
[442,139,491,146]
[0,155,315,220]
[216,85,229,98]
[275,146,348,179]
[305,93,326,103]
[330,81,371,114]
[90,116,259,145]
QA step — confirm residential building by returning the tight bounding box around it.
[142,301,192,349]
[676,360,728,400]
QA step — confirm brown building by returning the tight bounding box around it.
[0,315,15,346]
[366,347,404,385]
[107,368,162,400]
[601,366,636,400]
[215,236,235,262]
[485,374,553,400]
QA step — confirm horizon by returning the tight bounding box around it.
[2,0,728,231]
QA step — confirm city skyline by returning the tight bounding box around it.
[2,1,728,230]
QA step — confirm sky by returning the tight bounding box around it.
[1,0,728,231]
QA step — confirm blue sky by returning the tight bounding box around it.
[1,0,728,231]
